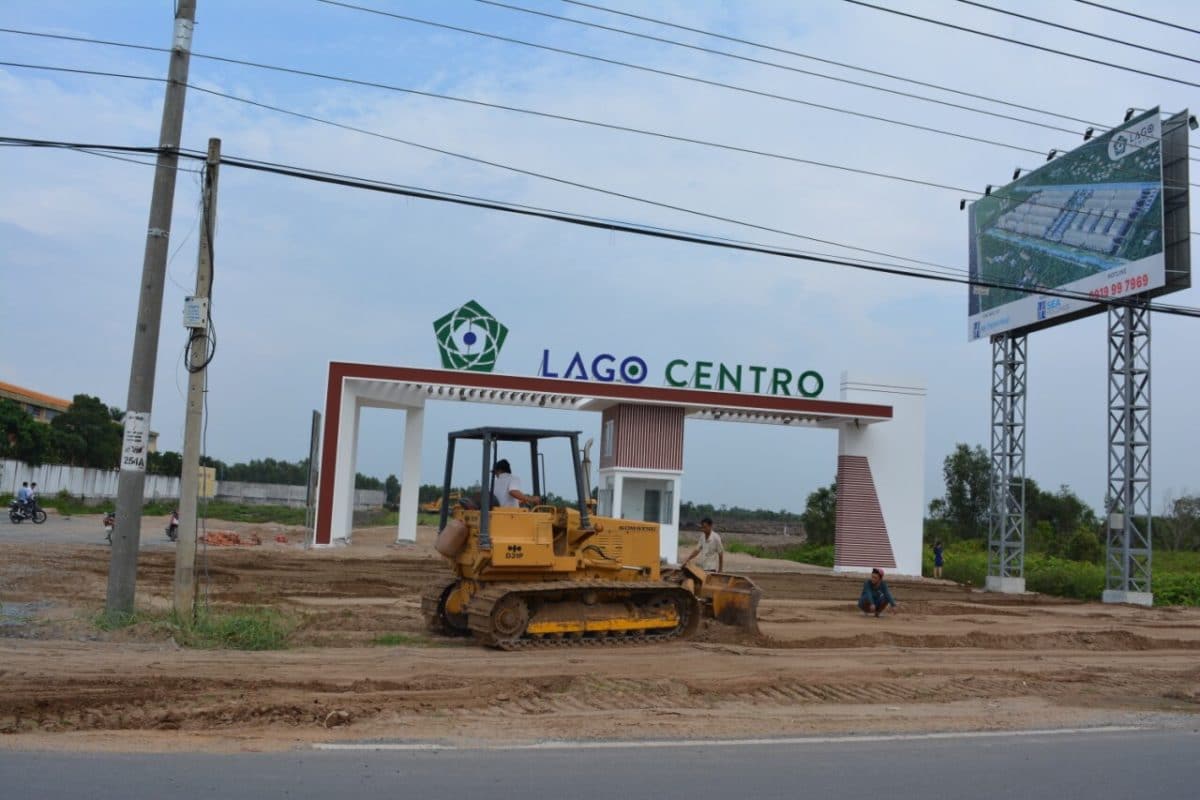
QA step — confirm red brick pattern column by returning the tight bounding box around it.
[835,454,896,569]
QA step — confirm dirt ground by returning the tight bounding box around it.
[1,518,1198,752]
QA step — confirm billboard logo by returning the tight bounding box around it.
[1037,298,1063,320]
[1108,115,1160,162]
[433,300,508,372]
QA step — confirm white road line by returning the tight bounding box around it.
[314,725,1147,752]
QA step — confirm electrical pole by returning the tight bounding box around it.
[174,137,220,621]
[106,0,197,617]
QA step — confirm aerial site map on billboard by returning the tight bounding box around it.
[968,108,1167,341]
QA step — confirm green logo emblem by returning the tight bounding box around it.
[433,300,509,372]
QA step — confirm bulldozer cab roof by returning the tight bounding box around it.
[448,427,581,443]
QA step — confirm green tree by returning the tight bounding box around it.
[384,474,400,505]
[936,443,992,540]
[49,395,122,469]
[355,473,383,491]
[801,480,837,546]
[1027,480,1098,538]
[1159,492,1200,551]
[147,450,183,476]
[1064,528,1103,563]
[222,457,309,484]
[0,398,55,465]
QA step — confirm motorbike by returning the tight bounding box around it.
[103,510,178,544]
[9,499,47,525]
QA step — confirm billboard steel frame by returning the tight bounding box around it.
[987,334,1027,591]
[1104,303,1153,604]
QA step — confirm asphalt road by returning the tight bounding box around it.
[0,510,175,548]
[3,727,1197,800]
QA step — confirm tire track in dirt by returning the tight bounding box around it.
[4,663,1196,734]
[2,539,1198,743]
[752,629,1200,651]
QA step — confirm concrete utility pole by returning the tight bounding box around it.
[174,137,220,621]
[106,0,197,617]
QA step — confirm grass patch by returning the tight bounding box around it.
[357,510,441,527]
[726,540,835,568]
[93,609,162,631]
[1155,551,1200,573]
[92,606,293,649]
[1153,571,1200,606]
[922,541,1200,606]
[1026,556,1105,600]
[38,493,306,525]
[371,632,436,647]
[199,502,307,525]
[183,607,293,650]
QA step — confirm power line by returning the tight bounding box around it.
[562,0,1197,148]
[471,0,1091,142]
[5,59,1195,245]
[843,0,1200,89]
[6,24,1198,179]
[177,95,971,278]
[0,134,948,279]
[473,3,1200,188]
[958,0,1200,66]
[0,59,980,196]
[151,154,1200,319]
[0,63,963,275]
[0,136,196,173]
[1072,0,1200,37]
[8,18,1198,172]
[311,0,1051,157]
[5,136,1198,320]
[173,80,1200,211]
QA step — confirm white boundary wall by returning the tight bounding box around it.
[0,459,383,508]
[217,480,383,509]
[0,459,179,502]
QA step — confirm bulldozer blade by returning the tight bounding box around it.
[695,571,762,633]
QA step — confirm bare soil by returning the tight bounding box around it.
[1,519,1197,752]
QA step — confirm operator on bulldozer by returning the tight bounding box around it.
[422,427,761,650]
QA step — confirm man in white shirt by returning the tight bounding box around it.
[685,517,724,572]
[15,482,31,510]
[491,459,539,508]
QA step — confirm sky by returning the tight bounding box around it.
[1,0,1198,514]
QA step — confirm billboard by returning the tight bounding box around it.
[968,107,1191,340]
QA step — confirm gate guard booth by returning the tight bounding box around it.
[314,363,925,574]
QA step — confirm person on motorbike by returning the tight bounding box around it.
[166,509,179,541]
[16,482,31,512]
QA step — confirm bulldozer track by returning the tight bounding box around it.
[465,580,700,650]
[421,578,470,636]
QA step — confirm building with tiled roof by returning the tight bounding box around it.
[0,381,157,451]
[0,380,71,423]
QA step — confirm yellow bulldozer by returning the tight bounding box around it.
[422,427,760,649]
[419,491,460,514]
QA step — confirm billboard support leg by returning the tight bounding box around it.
[1104,303,1153,606]
[987,334,1026,593]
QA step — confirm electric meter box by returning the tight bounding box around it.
[183,296,209,329]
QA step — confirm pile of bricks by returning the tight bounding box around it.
[200,531,262,547]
